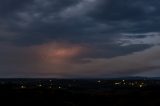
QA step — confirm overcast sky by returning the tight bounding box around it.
[0,0,160,78]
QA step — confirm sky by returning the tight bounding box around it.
[0,0,160,78]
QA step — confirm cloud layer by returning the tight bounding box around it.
[0,0,160,77]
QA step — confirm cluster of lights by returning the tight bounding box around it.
[114,80,126,85]
[114,80,146,88]
[11,79,149,90]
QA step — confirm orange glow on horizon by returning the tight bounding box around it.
[49,47,82,59]
[36,42,89,63]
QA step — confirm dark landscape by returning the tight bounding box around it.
[0,78,160,106]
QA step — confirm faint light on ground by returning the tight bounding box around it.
[38,84,42,87]
[139,85,143,88]
[97,80,101,83]
[115,82,120,85]
[21,85,26,89]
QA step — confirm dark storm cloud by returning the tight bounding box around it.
[0,0,31,16]
[0,1,158,37]
[0,0,160,56]
[88,0,160,33]
[0,0,160,77]
[0,0,160,57]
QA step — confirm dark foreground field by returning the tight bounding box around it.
[0,78,160,106]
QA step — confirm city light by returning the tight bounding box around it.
[97,80,101,83]
[115,82,120,85]
[21,85,26,89]
[38,84,42,87]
